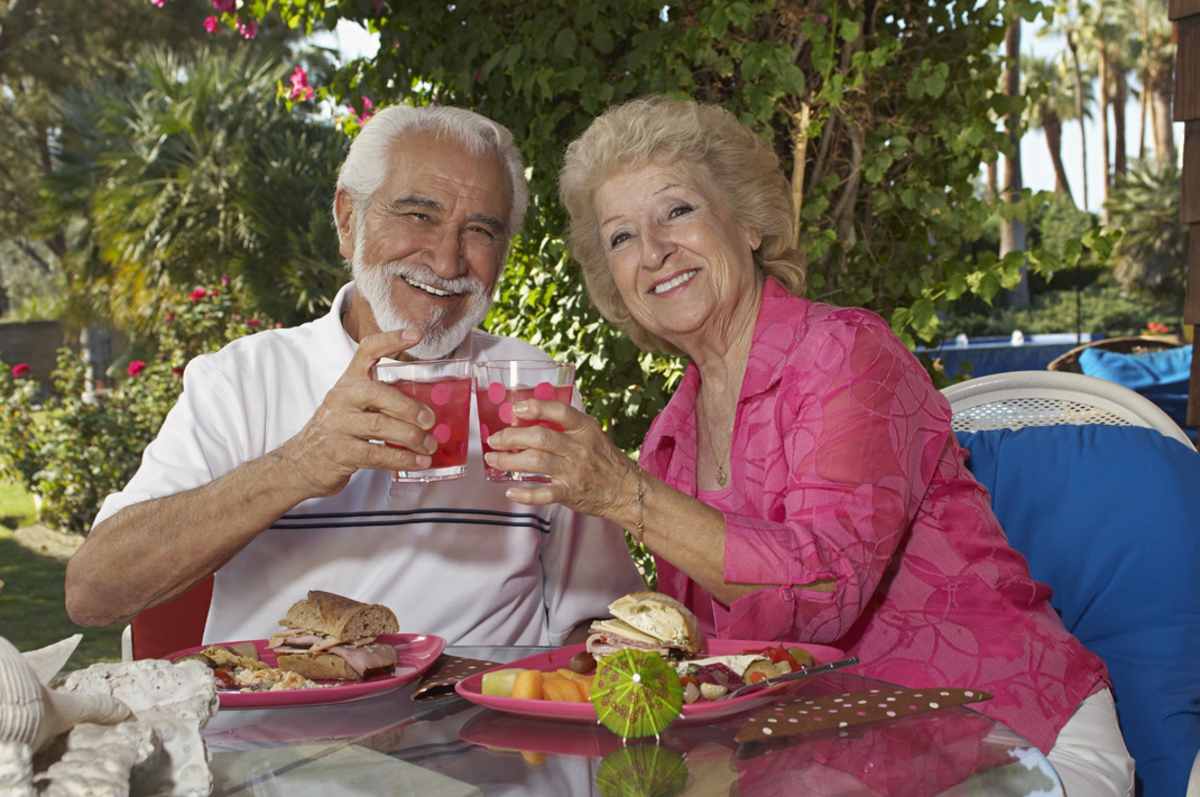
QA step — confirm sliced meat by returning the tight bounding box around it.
[329,643,398,678]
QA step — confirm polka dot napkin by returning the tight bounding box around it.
[734,686,993,742]
[411,654,502,701]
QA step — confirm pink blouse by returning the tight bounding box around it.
[640,278,1109,753]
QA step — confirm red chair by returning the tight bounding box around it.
[125,575,214,660]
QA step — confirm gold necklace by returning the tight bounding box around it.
[699,395,731,488]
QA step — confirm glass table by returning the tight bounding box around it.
[202,646,1065,797]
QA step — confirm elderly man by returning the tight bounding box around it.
[64,105,644,646]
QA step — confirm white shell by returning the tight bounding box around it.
[22,634,83,685]
[0,636,130,753]
[0,739,35,796]
[34,720,157,797]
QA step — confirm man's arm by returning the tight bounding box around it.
[65,328,438,627]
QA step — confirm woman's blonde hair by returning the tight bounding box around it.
[559,95,806,353]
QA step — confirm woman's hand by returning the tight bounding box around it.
[484,399,639,525]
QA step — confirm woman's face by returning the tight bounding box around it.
[593,161,762,353]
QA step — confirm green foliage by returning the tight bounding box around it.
[1105,159,1188,297]
[41,46,345,340]
[0,285,274,533]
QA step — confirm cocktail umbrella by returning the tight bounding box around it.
[595,744,688,797]
[590,649,683,739]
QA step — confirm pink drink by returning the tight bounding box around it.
[385,375,472,481]
[477,381,573,482]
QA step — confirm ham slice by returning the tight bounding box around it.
[329,643,398,678]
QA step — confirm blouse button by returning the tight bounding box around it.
[780,586,796,602]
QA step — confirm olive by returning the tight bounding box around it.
[569,651,597,673]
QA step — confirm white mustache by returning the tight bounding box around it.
[385,262,488,297]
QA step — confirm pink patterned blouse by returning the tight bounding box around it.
[640,278,1109,753]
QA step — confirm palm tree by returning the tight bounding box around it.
[1106,159,1187,295]
[1023,54,1079,203]
[42,46,346,340]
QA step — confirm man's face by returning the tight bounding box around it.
[338,130,513,358]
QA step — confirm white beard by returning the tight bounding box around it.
[350,222,493,360]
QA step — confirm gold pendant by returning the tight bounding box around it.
[715,467,728,488]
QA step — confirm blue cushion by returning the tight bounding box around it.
[956,425,1200,797]
[1078,345,1192,391]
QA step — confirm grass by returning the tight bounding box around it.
[0,480,124,668]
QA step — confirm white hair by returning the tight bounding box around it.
[336,105,528,238]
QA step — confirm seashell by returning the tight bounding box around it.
[21,634,82,686]
[0,636,131,753]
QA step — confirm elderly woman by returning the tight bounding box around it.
[484,96,1132,795]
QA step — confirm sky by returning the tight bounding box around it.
[317,19,1182,217]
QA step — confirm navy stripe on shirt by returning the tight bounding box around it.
[269,507,552,533]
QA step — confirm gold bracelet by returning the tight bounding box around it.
[633,467,645,545]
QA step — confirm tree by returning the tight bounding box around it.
[1023,54,1077,204]
[1106,159,1187,296]
[1000,19,1032,309]
[40,46,346,345]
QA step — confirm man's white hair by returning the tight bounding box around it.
[335,105,528,238]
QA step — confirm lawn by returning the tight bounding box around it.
[0,480,124,668]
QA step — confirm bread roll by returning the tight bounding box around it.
[275,652,363,681]
[280,591,399,640]
[606,591,701,654]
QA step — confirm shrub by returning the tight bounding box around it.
[0,284,273,533]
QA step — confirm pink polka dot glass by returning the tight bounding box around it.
[474,360,575,482]
[375,359,473,482]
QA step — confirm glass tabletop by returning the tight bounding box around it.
[202,646,1064,797]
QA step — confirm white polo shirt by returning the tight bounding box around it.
[94,283,645,646]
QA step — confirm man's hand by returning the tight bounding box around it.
[273,329,443,501]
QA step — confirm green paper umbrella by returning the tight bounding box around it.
[595,744,688,797]
[590,649,684,739]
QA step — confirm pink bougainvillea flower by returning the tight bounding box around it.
[354,96,375,124]
[221,275,230,287]
[237,17,257,39]
[203,15,219,32]
[172,366,184,375]
[189,288,208,301]
[11,363,31,379]
[151,0,166,7]
[212,0,235,13]
[127,360,146,378]
[289,67,315,102]
[247,317,262,328]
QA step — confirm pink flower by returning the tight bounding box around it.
[1146,321,1171,335]
[11,363,30,379]
[189,288,208,301]
[220,275,230,287]
[289,67,315,102]
[151,0,166,7]
[203,15,219,32]
[247,317,262,328]
[127,360,146,378]
[237,17,257,38]
[172,366,184,375]
[212,0,235,13]
[354,96,375,123]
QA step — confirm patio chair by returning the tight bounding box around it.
[943,371,1200,797]
[119,575,213,662]
[1046,335,1183,373]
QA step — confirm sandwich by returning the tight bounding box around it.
[267,590,400,681]
[585,591,702,660]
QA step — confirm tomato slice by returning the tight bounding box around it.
[739,645,793,665]
[213,669,236,688]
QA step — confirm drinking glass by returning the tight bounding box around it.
[474,360,576,482]
[375,359,473,482]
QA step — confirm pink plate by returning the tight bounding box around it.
[165,633,445,709]
[455,639,846,725]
